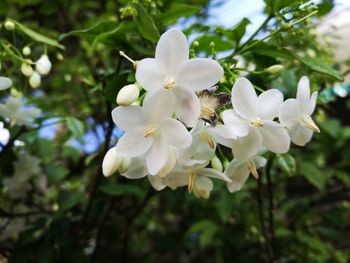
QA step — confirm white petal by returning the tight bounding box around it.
[102,147,122,177]
[121,157,148,179]
[259,121,290,153]
[279,99,299,128]
[111,106,147,133]
[0,77,12,90]
[222,109,249,137]
[206,124,235,148]
[297,76,310,113]
[143,88,175,122]
[135,58,165,91]
[148,175,166,191]
[174,87,200,127]
[193,176,213,199]
[225,160,250,193]
[306,91,318,116]
[158,146,178,178]
[199,168,232,183]
[254,156,267,169]
[155,28,189,76]
[255,89,284,120]
[176,58,223,92]
[116,133,152,157]
[232,127,262,161]
[146,135,169,175]
[162,171,188,189]
[289,124,313,146]
[231,77,257,120]
[161,119,192,148]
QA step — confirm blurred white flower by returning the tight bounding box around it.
[29,71,41,88]
[21,62,34,77]
[36,55,52,75]
[22,46,31,56]
[0,76,12,90]
[0,121,10,145]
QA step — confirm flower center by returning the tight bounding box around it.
[298,115,320,133]
[187,172,197,193]
[201,104,215,118]
[163,77,176,89]
[143,126,159,137]
[200,130,215,149]
[250,117,264,128]
[247,161,258,179]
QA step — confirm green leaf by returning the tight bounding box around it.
[65,117,85,141]
[99,183,143,197]
[158,4,200,25]
[299,162,327,191]
[276,153,296,176]
[8,18,64,50]
[58,191,84,211]
[251,43,293,59]
[134,3,160,43]
[231,18,251,44]
[59,20,119,43]
[294,55,344,81]
[187,220,218,247]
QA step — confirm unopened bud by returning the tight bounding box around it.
[4,21,15,31]
[211,155,223,172]
[102,147,122,177]
[22,46,31,56]
[36,55,52,75]
[116,84,140,106]
[265,64,284,74]
[29,71,41,88]
[56,53,64,61]
[21,62,33,77]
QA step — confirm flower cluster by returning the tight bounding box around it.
[103,29,320,198]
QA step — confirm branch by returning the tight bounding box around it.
[266,158,276,262]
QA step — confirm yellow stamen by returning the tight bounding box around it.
[163,77,176,89]
[143,127,158,137]
[251,117,264,128]
[200,131,215,149]
[299,115,320,133]
[188,173,197,193]
[247,161,259,179]
[201,104,215,118]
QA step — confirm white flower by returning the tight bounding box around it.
[225,155,267,193]
[21,62,34,77]
[36,55,52,75]
[222,77,290,159]
[279,76,320,146]
[29,71,41,88]
[0,96,41,126]
[116,84,140,106]
[22,46,31,56]
[135,28,223,127]
[0,121,10,145]
[102,146,131,177]
[112,92,192,175]
[0,76,12,90]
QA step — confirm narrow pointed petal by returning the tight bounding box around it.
[279,99,299,128]
[297,76,310,113]
[306,91,318,116]
[200,168,232,183]
[232,127,262,161]
[0,77,12,90]
[116,133,152,157]
[231,78,257,119]
[259,120,290,153]
[256,89,284,120]
[176,58,223,92]
[143,88,175,122]
[112,106,147,133]
[174,87,200,127]
[148,175,166,191]
[225,160,250,193]
[146,135,169,175]
[161,119,192,148]
[155,28,189,76]
[122,158,148,179]
[289,124,313,146]
[222,109,249,137]
[135,58,165,91]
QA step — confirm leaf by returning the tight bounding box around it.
[187,220,218,247]
[231,18,251,44]
[8,18,64,50]
[59,21,119,43]
[251,43,293,59]
[158,4,200,25]
[276,153,296,176]
[299,162,327,191]
[194,34,234,53]
[65,117,85,141]
[99,183,143,197]
[104,72,129,103]
[294,55,344,81]
[134,3,160,43]
[58,191,84,211]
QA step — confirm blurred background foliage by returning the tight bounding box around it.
[0,0,349,262]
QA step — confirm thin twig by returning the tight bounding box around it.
[266,158,276,262]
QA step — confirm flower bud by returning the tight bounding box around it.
[116,84,140,106]
[211,155,223,172]
[22,46,31,56]
[36,55,52,75]
[4,21,15,31]
[56,53,64,61]
[102,147,122,177]
[265,64,284,74]
[21,62,33,77]
[29,72,41,88]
